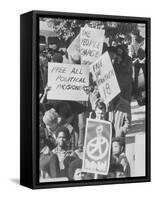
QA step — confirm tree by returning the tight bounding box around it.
[40,17,138,47]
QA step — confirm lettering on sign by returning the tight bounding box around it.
[80,27,105,65]
[90,52,121,104]
[47,63,89,101]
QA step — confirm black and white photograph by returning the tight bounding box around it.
[0,0,153,196]
[38,15,148,183]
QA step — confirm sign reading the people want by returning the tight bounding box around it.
[82,119,112,175]
[90,51,121,104]
[80,27,105,65]
[47,63,89,101]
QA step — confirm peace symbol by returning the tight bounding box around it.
[86,134,109,161]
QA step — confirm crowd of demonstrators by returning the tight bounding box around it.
[131,35,145,99]
[38,30,146,181]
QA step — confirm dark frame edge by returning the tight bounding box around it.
[145,17,151,182]
[20,11,34,189]
[33,176,150,190]
[33,10,151,21]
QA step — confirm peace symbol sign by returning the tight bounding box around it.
[87,133,109,161]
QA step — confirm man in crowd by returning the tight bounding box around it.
[40,126,78,179]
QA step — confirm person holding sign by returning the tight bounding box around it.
[89,85,131,139]
[89,86,107,120]
[90,50,131,138]
[88,84,131,177]
[107,95,131,138]
[77,27,105,152]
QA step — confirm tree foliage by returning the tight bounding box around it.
[40,17,138,46]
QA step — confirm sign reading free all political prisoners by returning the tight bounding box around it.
[90,51,121,104]
[47,63,89,101]
[82,119,112,175]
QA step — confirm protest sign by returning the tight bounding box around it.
[67,34,80,63]
[80,27,105,65]
[90,51,121,104]
[47,63,89,101]
[82,119,112,175]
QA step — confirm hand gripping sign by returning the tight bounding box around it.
[90,51,121,105]
[82,119,112,175]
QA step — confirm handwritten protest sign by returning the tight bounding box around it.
[90,51,121,104]
[82,119,112,175]
[47,63,89,101]
[80,27,105,65]
[67,34,80,62]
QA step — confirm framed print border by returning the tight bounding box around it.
[20,10,151,189]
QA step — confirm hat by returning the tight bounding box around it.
[43,108,58,126]
[68,159,82,180]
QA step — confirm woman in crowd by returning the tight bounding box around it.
[114,45,133,103]
[40,124,60,179]
[111,137,130,177]
[133,47,145,98]
[42,108,60,150]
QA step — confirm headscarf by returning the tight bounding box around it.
[43,108,58,126]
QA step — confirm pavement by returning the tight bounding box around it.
[129,100,145,135]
